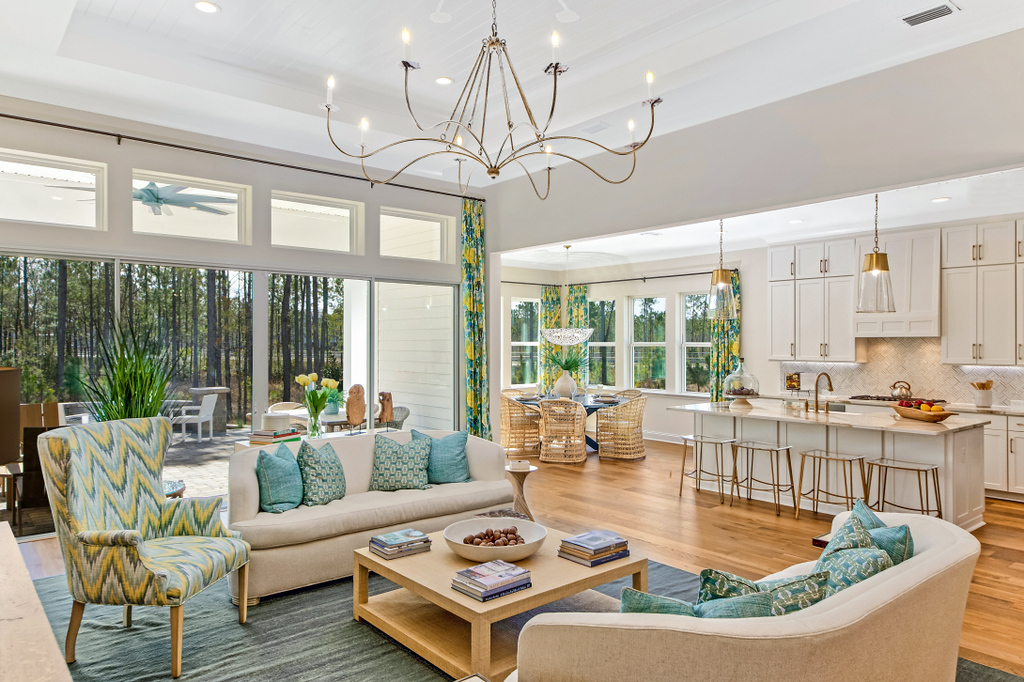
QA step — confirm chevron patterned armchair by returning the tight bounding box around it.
[38,417,250,678]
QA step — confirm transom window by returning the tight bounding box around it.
[131,170,248,243]
[0,148,105,230]
[379,207,455,262]
[271,191,360,253]
[631,297,666,390]
[510,299,540,386]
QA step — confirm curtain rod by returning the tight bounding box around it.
[502,269,723,288]
[0,111,484,203]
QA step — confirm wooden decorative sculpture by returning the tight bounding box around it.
[347,385,366,428]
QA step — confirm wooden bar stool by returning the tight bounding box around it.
[679,434,737,504]
[734,441,796,516]
[795,450,868,520]
[865,458,942,519]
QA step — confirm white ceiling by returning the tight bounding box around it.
[500,166,1024,270]
[0,0,1022,188]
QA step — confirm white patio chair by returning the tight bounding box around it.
[171,394,218,442]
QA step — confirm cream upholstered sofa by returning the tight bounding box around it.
[227,430,513,603]
[505,512,980,682]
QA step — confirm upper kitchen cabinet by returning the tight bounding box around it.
[767,245,795,281]
[768,280,795,360]
[854,228,940,337]
[794,275,864,362]
[794,238,856,279]
[941,221,1016,268]
[941,264,1016,365]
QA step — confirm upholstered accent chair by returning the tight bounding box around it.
[38,417,250,678]
[596,396,647,460]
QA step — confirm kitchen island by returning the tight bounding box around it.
[669,400,989,530]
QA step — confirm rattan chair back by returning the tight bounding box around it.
[539,398,588,464]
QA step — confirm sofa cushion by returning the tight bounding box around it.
[297,441,347,507]
[413,429,472,484]
[255,444,303,513]
[815,547,894,596]
[369,434,431,491]
[620,588,772,619]
[620,588,694,616]
[698,569,830,616]
[232,480,513,550]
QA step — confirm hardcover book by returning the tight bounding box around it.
[561,530,627,553]
[371,529,429,548]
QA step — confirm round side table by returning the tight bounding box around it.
[504,465,538,521]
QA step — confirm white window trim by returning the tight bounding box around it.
[132,168,251,245]
[629,296,668,391]
[270,189,364,255]
[681,292,713,395]
[379,206,457,264]
[587,298,615,387]
[510,297,540,388]
[0,147,108,232]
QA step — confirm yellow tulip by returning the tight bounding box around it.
[295,374,310,387]
[323,378,338,389]
[309,372,319,383]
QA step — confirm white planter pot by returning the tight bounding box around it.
[553,370,577,398]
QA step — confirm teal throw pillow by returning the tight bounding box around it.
[620,588,695,616]
[296,441,346,506]
[370,435,431,491]
[814,548,894,596]
[849,499,914,565]
[851,498,886,530]
[255,444,303,513]
[820,515,875,557]
[620,588,772,618]
[412,429,472,484]
[699,568,830,616]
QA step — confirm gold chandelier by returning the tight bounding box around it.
[320,0,661,200]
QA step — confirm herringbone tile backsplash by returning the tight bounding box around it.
[780,337,1024,405]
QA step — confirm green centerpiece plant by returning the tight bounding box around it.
[295,373,341,437]
[545,347,583,398]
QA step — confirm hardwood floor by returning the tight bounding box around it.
[17,439,1024,676]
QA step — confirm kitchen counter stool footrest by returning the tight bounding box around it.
[795,450,868,520]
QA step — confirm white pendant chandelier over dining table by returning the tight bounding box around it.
[321,0,662,200]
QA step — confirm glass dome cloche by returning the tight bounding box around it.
[724,357,759,407]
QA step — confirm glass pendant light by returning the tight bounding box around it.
[709,219,738,320]
[857,193,896,313]
[540,245,594,345]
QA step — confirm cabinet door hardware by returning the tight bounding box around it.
[824,343,828,357]
[972,244,977,261]
[978,244,983,261]
[1018,343,1021,361]
[972,343,976,359]
[819,259,823,273]
[790,262,794,276]
[978,344,982,360]
[1018,241,1022,259]
[819,343,823,357]
[824,258,829,273]
[790,343,794,356]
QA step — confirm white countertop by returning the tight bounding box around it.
[757,393,1024,417]
[668,400,990,435]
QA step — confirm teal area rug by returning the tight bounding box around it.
[34,562,1018,681]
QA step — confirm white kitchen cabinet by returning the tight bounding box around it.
[977,264,1016,365]
[1009,432,1024,495]
[795,243,825,279]
[768,280,795,360]
[854,228,940,337]
[977,221,1016,265]
[984,428,1008,492]
[767,245,795,281]
[1018,263,1024,365]
[824,276,856,361]
[823,239,857,277]
[941,267,978,364]
[1017,221,1024,262]
[795,279,824,360]
[941,225,977,268]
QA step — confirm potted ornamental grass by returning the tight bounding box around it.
[545,346,583,398]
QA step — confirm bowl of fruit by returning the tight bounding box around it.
[892,400,956,423]
[443,518,548,562]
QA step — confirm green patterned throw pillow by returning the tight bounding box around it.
[369,435,431,491]
[620,588,695,616]
[698,568,830,616]
[255,444,303,513]
[814,547,893,596]
[820,514,875,557]
[296,441,346,506]
[850,499,914,565]
[851,498,886,529]
[412,429,472,484]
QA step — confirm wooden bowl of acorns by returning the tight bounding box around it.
[892,400,957,423]
[443,518,548,562]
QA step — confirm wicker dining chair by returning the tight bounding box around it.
[501,388,525,397]
[615,389,643,400]
[596,396,647,461]
[500,394,541,457]
[539,399,588,464]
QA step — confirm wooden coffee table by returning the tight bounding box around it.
[353,526,647,681]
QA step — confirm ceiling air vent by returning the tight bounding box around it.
[902,4,954,26]
[580,121,611,134]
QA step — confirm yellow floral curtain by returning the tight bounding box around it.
[461,198,490,438]
[540,286,561,391]
[710,270,741,401]
[567,284,588,386]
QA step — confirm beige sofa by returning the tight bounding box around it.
[506,512,980,682]
[227,430,513,603]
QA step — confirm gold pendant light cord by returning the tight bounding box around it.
[873,193,880,254]
[719,219,724,269]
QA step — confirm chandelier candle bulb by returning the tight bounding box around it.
[360,117,369,146]
[646,71,655,100]
[551,31,560,63]
[402,28,411,62]
[326,76,335,106]
[628,119,636,145]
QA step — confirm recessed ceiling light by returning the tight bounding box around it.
[195,1,220,13]
[51,196,63,201]
[932,196,951,203]
[789,219,803,224]
[435,76,453,85]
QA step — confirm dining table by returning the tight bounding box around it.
[514,394,623,451]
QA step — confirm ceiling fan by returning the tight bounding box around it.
[46,182,237,216]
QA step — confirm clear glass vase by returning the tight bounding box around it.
[308,411,323,439]
[724,357,759,403]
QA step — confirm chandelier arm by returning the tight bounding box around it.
[325,109,376,160]
[515,160,551,201]
[541,64,559,135]
[502,149,637,185]
[479,48,495,150]
[446,46,487,141]
[335,129,490,167]
[500,44,540,132]
[401,67,431,133]
[465,49,488,141]
[456,162,475,195]
[359,149,481,186]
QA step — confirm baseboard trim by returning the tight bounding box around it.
[643,431,685,444]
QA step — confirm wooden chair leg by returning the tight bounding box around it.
[123,605,132,628]
[66,601,85,663]
[237,563,249,624]
[170,605,184,679]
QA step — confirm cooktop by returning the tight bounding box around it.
[849,394,947,404]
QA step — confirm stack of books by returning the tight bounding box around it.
[558,530,629,567]
[249,427,301,446]
[452,560,531,601]
[369,529,432,559]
